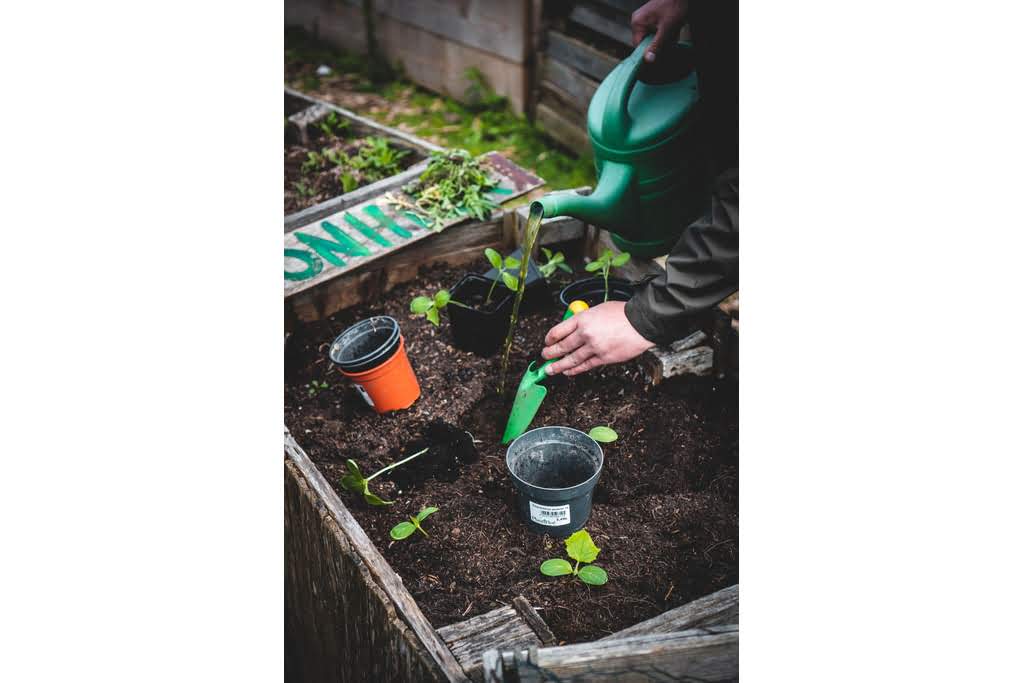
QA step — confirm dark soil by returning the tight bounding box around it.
[283,129,420,216]
[284,262,738,644]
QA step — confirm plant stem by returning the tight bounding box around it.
[603,267,609,303]
[573,560,580,575]
[366,446,429,482]
[485,273,499,305]
[448,299,471,309]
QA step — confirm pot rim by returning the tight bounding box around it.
[505,426,605,494]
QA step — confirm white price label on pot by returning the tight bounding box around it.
[530,501,570,526]
[354,384,375,408]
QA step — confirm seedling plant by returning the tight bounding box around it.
[585,249,632,302]
[340,446,429,506]
[588,426,618,443]
[410,289,469,326]
[484,248,520,305]
[306,379,329,397]
[540,529,608,586]
[390,506,439,540]
[538,247,572,279]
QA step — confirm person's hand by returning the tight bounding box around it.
[631,0,689,63]
[541,301,655,376]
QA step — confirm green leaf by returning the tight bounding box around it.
[433,290,451,308]
[540,559,573,576]
[550,252,565,264]
[425,306,441,326]
[541,247,552,260]
[340,460,367,492]
[390,521,416,540]
[601,249,614,261]
[577,564,608,586]
[588,426,618,443]
[504,255,520,269]
[415,506,439,522]
[611,252,631,267]
[557,263,573,273]
[565,529,600,564]
[501,272,519,291]
[410,296,433,314]
[484,247,502,269]
[363,490,394,506]
[585,260,603,273]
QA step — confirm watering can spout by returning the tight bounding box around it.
[534,161,635,228]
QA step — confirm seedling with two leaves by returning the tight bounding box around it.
[540,529,608,586]
[390,506,439,540]
[340,446,429,506]
[585,249,632,302]
[538,247,572,279]
[409,289,469,327]
[484,248,520,305]
[306,380,329,397]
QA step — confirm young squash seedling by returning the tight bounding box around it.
[409,289,468,327]
[306,379,329,397]
[538,247,572,279]
[585,248,632,302]
[484,247,520,305]
[588,426,618,443]
[390,506,439,540]
[540,529,608,586]
[340,446,429,506]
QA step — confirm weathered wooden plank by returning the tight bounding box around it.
[285,457,448,682]
[570,3,634,47]
[287,212,508,323]
[641,329,714,385]
[284,152,543,299]
[373,0,530,64]
[284,160,430,233]
[285,430,470,682]
[590,0,646,16]
[535,100,590,153]
[438,599,554,682]
[546,30,618,82]
[601,584,739,640]
[542,56,600,114]
[484,625,738,682]
[283,86,443,156]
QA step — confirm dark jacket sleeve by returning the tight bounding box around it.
[624,167,738,345]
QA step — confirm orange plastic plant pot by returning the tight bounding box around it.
[340,335,420,413]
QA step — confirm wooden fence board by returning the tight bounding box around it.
[570,3,634,47]
[535,100,590,153]
[373,0,529,64]
[285,430,469,681]
[541,57,600,114]
[545,30,618,82]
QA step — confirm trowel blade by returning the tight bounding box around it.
[502,383,548,444]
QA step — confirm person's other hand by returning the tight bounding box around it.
[541,301,655,376]
[631,0,689,63]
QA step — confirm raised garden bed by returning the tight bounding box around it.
[285,260,738,647]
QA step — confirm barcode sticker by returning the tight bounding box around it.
[529,501,570,526]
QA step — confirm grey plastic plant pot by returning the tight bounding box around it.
[505,426,604,537]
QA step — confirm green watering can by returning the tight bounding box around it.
[536,36,706,258]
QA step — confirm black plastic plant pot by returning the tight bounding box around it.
[559,276,636,308]
[447,273,514,356]
[506,426,604,538]
[483,246,550,314]
[328,316,401,373]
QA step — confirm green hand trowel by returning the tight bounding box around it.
[502,300,590,444]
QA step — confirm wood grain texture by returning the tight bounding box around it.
[541,57,600,114]
[285,431,469,682]
[570,4,634,47]
[483,625,738,682]
[535,100,590,153]
[545,30,618,82]
[600,584,738,640]
[438,599,554,682]
[641,333,714,385]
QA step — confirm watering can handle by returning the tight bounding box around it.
[601,35,652,145]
